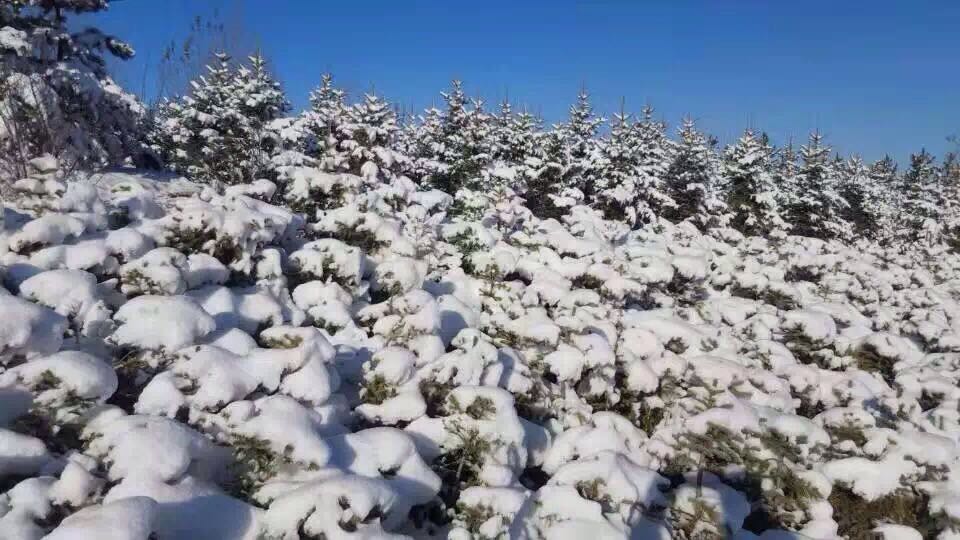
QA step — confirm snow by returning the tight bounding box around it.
[46,497,158,540]
[0,350,117,405]
[0,295,66,364]
[0,429,51,477]
[84,414,228,483]
[109,295,216,352]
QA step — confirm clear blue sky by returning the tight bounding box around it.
[81,0,959,163]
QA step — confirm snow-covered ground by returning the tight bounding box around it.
[2,162,960,540]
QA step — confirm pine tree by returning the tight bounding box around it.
[301,73,347,168]
[488,99,542,200]
[490,98,515,163]
[417,80,492,194]
[491,99,540,166]
[150,53,239,184]
[556,89,603,198]
[150,53,289,186]
[723,128,785,237]
[0,0,144,181]
[943,150,960,250]
[901,149,942,242]
[340,92,401,181]
[784,132,849,240]
[662,118,722,227]
[403,106,444,185]
[773,139,799,205]
[594,105,640,223]
[524,128,568,220]
[232,53,291,172]
[836,156,880,239]
[868,155,899,190]
[447,96,496,218]
[633,105,675,226]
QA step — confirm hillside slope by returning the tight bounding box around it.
[1,161,959,540]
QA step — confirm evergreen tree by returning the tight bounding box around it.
[773,139,799,204]
[524,128,568,220]
[232,53,291,170]
[0,0,144,181]
[416,80,492,194]
[784,132,849,240]
[301,73,347,168]
[901,149,942,242]
[723,128,786,236]
[594,106,640,223]
[491,99,539,166]
[556,89,603,198]
[942,150,960,250]
[858,156,898,241]
[150,53,289,186]
[868,155,899,190]
[836,156,879,239]
[489,99,541,199]
[942,150,960,210]
[340,92,401,180]
[446,96,495,218]
[632,105,675,226]
[403,105,444,185]
[662,118,721,227]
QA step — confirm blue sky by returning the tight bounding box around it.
[81,0,959,162]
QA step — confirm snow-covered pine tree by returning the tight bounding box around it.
[594,105,640,224]
[723,128,786,237]
[463,96,494,174]
[300,73,347,169]
[150,53,290,186]
[632,105,675,226]
[447,95,497,219]
[400,105,443,185]
[151,53,238,184]
[900,149,943,243]
[836,155,888,240]
[232,53,291,172]
[556,88,603,199]
[772,138,798,208]
[488,99,541,196]
[868,155,899,192]
[424,80,492,195]
[662,118,723,227]
[0,0,145,182]
[491,99,540,166]
[490,97,515,163]
[784,132,849,240]
[340,92,401,181]
[943,150,960,251]
[523,127,568,220]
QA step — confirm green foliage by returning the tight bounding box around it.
[447,395,496,420]
[668,425,821,534]
[258,334,303,350]
[571,273,604,291]
[228,435,294,503]
[361,374,397,405]
[419,379,455,418]
[576,478,617,513]
[432,420,497,509]
[853,342,898,385]
[670,496,725,540]
[453,501,499,537]
[829,487,939,540]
